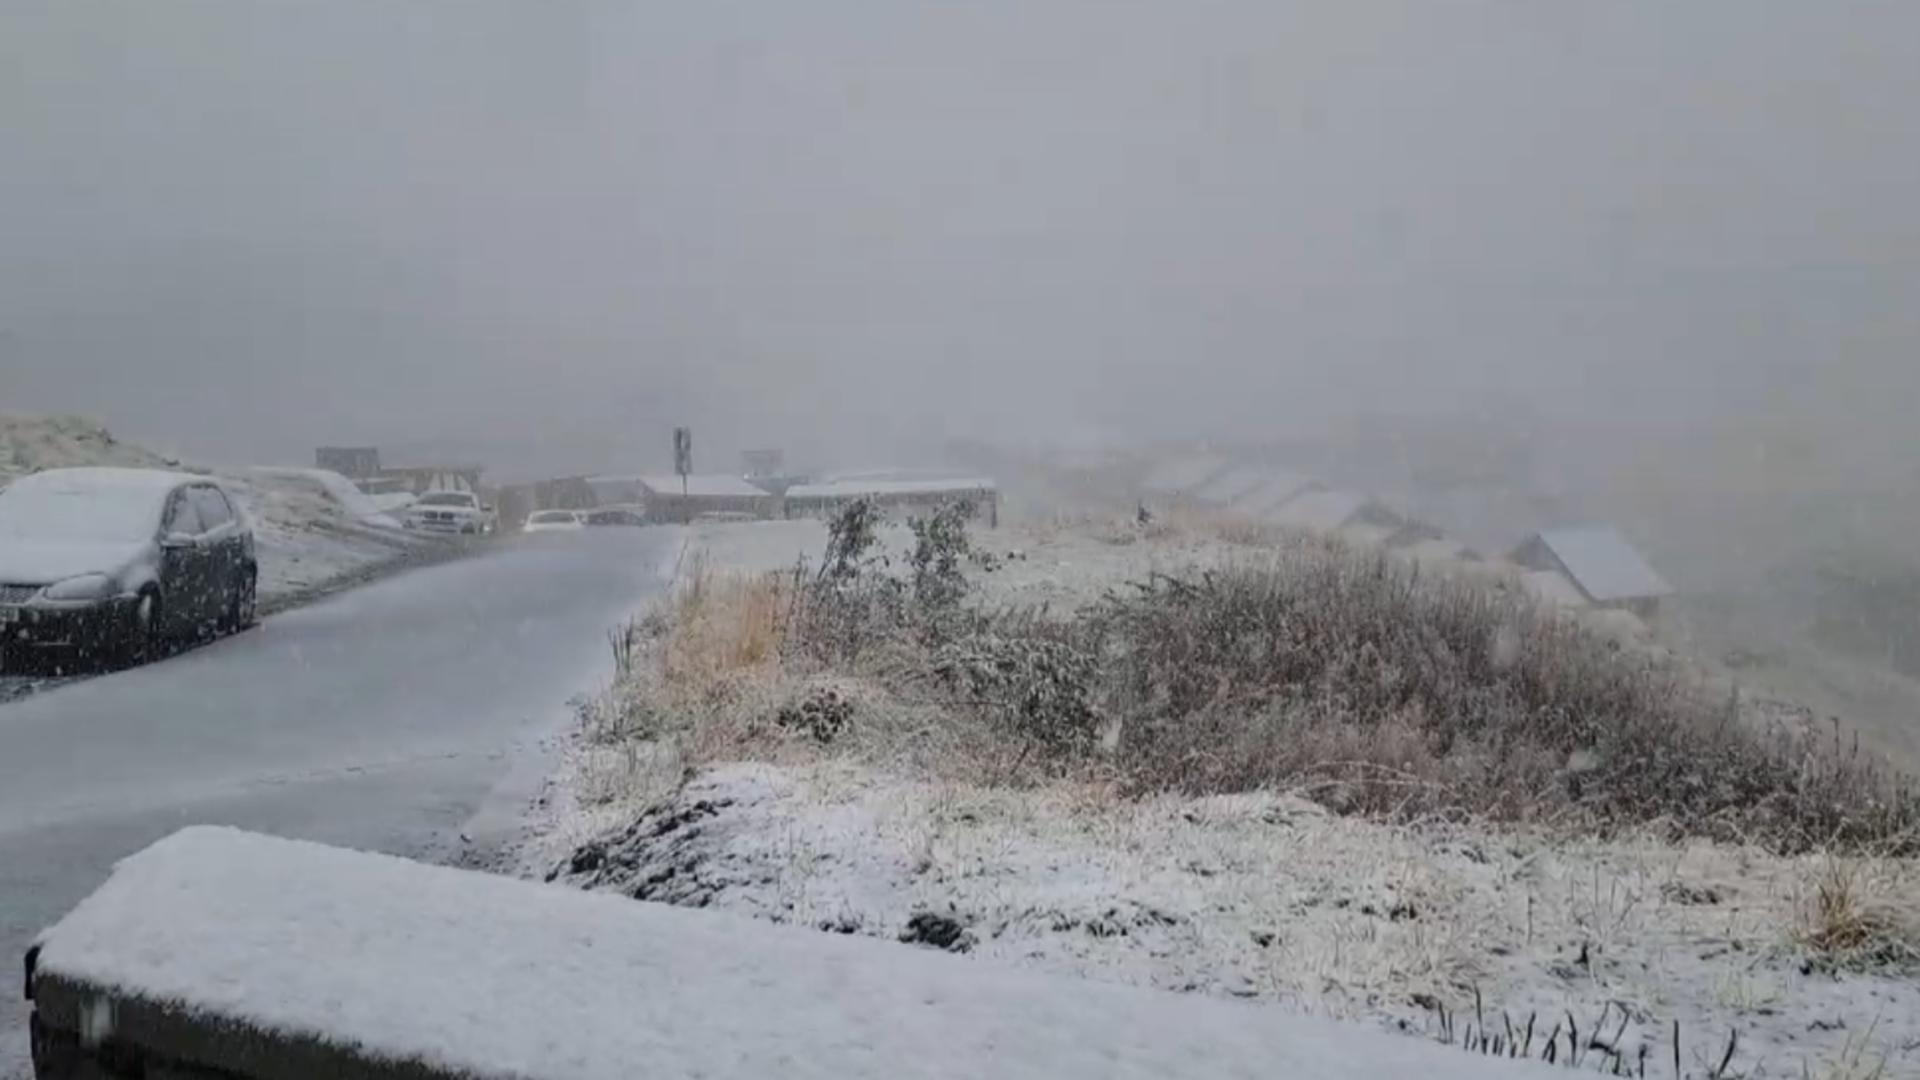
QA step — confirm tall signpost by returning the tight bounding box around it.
[673,427,693,522]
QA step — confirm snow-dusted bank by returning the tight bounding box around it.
[0,416,453,612]
[27,826,1556,1080]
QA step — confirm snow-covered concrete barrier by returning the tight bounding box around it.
[26,827,1556,1079]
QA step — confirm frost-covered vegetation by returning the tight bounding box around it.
[545,507,1920,1077]
[601,501,1920,857]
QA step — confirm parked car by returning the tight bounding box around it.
[521,510,584,533]
[0,467,257,667]
[404,490,497,535]
[581,506,647,527]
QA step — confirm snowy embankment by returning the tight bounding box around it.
[523,517,1920,1079]
[0,415,453,610]
[29,825,1557,1079]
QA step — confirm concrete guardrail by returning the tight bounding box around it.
[26,826,1556,1078]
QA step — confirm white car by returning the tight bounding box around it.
[522,510,584,533]
[404,491,496,535]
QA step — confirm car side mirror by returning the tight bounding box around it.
[161,532,197,549]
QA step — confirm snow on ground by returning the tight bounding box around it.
[521,515,1920,1078]
[538,761,1920,1078]
[35,825,1559,1080]
[0,414,183,476]
[215,467,445,607]
[247,466,404,529]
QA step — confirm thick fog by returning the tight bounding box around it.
[4,1,1917,477]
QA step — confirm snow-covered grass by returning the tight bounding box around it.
[34,825,1565,1080]
[538,760,1920,1078]
[527,513,1920,1078]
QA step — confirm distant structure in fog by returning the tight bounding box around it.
[741,449,786,479]
[314,446,381,479]
[784,477,999,527]
[1139,454,1229,502]
[1509,526,1673,617]
[637,474,777,523]
[381,465,483,495]
[313,447,485,496]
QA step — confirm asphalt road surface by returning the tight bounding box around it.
[0,527,682,1076]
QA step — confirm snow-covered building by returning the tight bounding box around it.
[636,475,778,523]
[784,477,998,527]
[1509,526,1673,617]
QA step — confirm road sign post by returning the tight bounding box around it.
[673,427,693,521]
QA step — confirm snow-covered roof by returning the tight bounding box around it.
[1530,526,1673,602]
[1191,466,1267,505]
[1140,454,1229,495]
[637,475,768,498]
[1234,470,1321,516]
[786,478,996,500]
[32,826,1561,1080]
[1264,489,1372,532]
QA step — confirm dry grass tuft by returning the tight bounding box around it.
[1795,856,1920,968]
[659,559,793,695]
[1804,1020,1890,1080]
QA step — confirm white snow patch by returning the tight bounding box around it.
[36,826,1559,1080]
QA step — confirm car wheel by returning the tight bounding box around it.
[225,569,258,632]
[118,590,165,667]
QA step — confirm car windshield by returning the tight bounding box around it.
[417,493,474,507]
[0,483,165,543]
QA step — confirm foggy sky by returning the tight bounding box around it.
[4,1,1917,477]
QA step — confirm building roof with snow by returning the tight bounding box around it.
[785,477,995,500]
[1514,526,1673,604]
[636,475,769,499]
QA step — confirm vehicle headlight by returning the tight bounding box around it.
[43,574,116,601]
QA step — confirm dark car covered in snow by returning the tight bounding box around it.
[0,467,257,668]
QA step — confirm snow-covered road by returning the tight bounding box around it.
[0,527,681,1076]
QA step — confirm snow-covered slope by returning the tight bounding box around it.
[0,414,183,477]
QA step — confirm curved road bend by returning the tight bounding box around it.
[0,527,682,1076]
